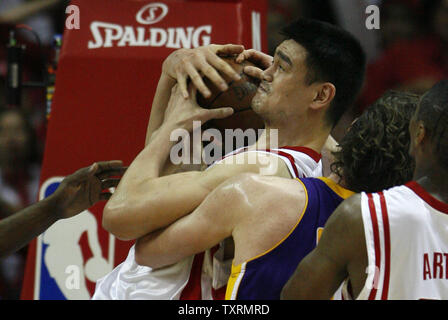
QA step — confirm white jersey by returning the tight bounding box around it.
[93,146,322,300]
[341,182,448,300]
[211,146,323,179]
[92,246,194,300]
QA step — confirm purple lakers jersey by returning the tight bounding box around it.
[225,177,354,300]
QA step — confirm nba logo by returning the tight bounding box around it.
[33,177,115,299]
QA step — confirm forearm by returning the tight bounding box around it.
[0,196,59,257]
[133,174,245,269]
[103,123,179,235]
[134,229,192,269]
[145,74,177,146]
[281,252,344,300]
[103,153,246,240]
[103,122,208,240]
[104,151,282,240]
[134,208,230,269]
[120,123,177,188]
[103,169,210,240]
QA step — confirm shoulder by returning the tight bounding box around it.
[325,194,363,237]
[226,173,304,193]
[214,151,292,178]
[221,174,308,242]
[219,174,306,213]
[339,193,362,213]
[197,174,307,234]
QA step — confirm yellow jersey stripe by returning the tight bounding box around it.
[317,177,354,199]
[225,262,246,300]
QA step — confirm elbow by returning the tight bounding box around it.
[102,191,161,240]
[102,200,137,241]
[134,238,159,268]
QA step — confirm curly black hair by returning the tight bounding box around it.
[417,80,448,171]
[331,91,419,193]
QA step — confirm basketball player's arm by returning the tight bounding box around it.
[281,194,367,300]
[134,174,304,268]
[133,173,261,268]
[103,146,291,241]
[0,161,125,258]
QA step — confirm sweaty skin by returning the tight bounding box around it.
[133,173,306,269]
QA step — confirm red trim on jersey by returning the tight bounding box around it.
[281,146,322,163]
[180,252,204,300]
[217,147,301,178]
[378,192,391,300]
[367,193,381,300]
[405,181,448,214]
[276,151,300,177]
[217,146,321,168]
[263,149,300,178]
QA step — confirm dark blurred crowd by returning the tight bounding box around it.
[269,0,448,114]
[0,0,447,300]
[360,0,448,111]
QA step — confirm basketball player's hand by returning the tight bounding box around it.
[162,84,233,132]
[162,44,244,99]
[51,161,126,219]
[236,49,273,81]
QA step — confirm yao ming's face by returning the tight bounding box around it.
[251,40,315,123]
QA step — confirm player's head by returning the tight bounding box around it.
[409,79,448,173]
[251,18,366,130]
[332,91,419,193]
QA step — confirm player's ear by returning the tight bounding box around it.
[414,121,426,146]
[310,82,336,111]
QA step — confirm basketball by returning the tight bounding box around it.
[197,56,265,133]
